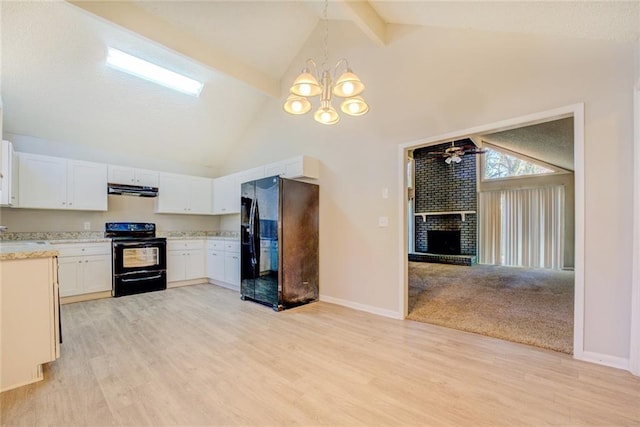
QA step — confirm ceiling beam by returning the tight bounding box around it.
[67,1,280,98]
[340,0,387,47]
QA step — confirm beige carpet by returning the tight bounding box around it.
[408,262,574,354]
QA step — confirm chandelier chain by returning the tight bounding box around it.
[322,0,329,71]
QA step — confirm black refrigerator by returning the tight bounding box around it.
[240,175,319,311]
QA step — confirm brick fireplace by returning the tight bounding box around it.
[411,140,477,265]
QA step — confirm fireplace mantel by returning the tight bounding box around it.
[414,210,476,222]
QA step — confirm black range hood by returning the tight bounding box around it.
[107,183,158,197]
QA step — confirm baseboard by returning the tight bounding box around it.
[208,279,240,292]
[167,278,208,288]
[319,294,403,319]
[61,290,112,304]
[576,350,631,372]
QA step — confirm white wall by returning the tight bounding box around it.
[221,23,636,360]
[0,196,220,233]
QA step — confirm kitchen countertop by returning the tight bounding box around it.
[0,241,59,261]
[0,231,240,244]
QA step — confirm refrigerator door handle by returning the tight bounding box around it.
[248,198,257,268]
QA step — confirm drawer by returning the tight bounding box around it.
[168,239,204,251]
[207,239,225,250]
[54,242,111,257]
[224,241,240,253]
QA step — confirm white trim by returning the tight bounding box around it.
[398,103,586,361]
[580,351,630,372]
[630,86,640,376]
[320,295,403,319]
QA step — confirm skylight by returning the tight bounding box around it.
[106,47,203,97]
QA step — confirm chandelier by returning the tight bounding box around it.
[283,0,369,125]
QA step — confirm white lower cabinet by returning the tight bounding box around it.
[224,252,240,285]
[1,255,60,392]
[207,239,240,289]
[167,240,206,284]
[55,242,112,297]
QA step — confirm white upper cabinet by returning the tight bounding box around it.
[212,173,240,214]
[17,153,107,211]
[18,153,67,209]
[108,165,159,187]
[0,140,16,206]
[68,160,108,211]
[264,155,319,179]
[237,166,266,185]
[155,173,213,215]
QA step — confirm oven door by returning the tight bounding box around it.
[113,239,166,275]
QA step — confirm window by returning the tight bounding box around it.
[482,144,565,181]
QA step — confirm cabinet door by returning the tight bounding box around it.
[167,250,186,282]
[264,162,285,177]
[17,153,67,209]
[134,169,159,187]
[224,252,240,286]
[82,254,112,294]
[107,165,135,185]
[238,166,265,185]
[0,140,14,206]
[207,249,225,281]
[156,173,190,213]
[188,177,213,214]
[213,175,239,214]
[185,249,205,280]
[58,256,83,297]
[67,160,108,211]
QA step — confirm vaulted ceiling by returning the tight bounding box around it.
[1,1,638,171]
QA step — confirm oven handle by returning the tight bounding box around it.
[114,241,164,248]
[120,274,163,283]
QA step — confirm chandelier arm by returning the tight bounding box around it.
[333,58,350,76]
[305,58,319,75]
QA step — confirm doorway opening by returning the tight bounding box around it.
[398,104,584,356]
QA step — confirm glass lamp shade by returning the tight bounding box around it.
[340,96,369,116]
[290,70,322,97]
[313,105,340,125]
[283,95,312,115]
[332,70,365,98]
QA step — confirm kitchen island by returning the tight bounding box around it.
[0,241,60,392]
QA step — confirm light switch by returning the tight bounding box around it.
[382,187,389,199]
[83,222,91,230]
[378,216,389,227]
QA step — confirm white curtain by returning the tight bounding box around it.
[478,191,502,264]
[479,185,565,269]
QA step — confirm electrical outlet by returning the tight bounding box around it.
[378,216,389,227]
[83,222,91,231]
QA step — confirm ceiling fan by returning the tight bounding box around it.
[428,141,486,164]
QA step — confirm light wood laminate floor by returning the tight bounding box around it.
[1,284,639,426]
